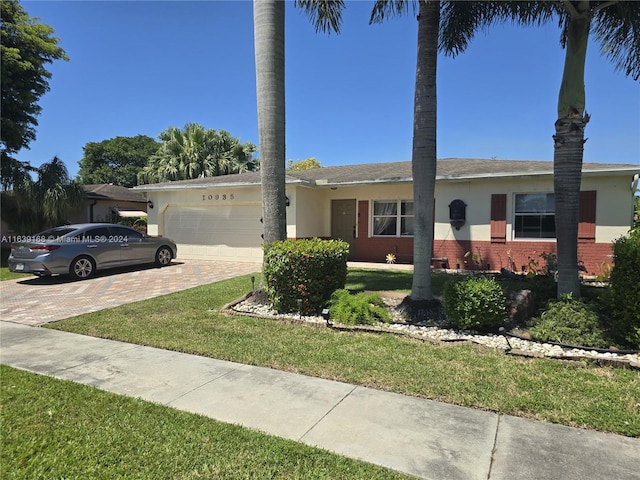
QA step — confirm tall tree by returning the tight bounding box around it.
[1,156,84,234]
[552,1,638,297]
[475,1,640,297]
[373,1,440,302]
[1,157,33,191]
[77,135,160,187]
[287,157,322,170]
[137,123,257,184]
[1,0,68,163]
[254,0,287,244]
[300,1,639,301]
[297,1,495,305]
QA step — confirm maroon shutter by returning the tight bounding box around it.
[490,194,507,243]
[358,201,368,238]
[578,191,596,242]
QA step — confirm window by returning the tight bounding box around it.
[74,227,111,241]
[109,226,144,241]
[514,193,555,239]
[373,200,414,236]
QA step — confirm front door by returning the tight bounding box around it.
[331,199,357,259]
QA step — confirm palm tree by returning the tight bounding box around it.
[213,130,259,175]
[300,1,639,300]
[0,153,33,191]
[1,156,84,234]
[296,0,439,303]
[297,1,499,306]
[377,1,440,302]
[476,1,640,297]
[138,123,256,184]
[254,0,287,244]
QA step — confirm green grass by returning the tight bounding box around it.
[0,266,31,281]
[0,248,31,281]
[1,365,407,480]
[43,272,640,437]
[345,268,452,295]
[1,248,28,280]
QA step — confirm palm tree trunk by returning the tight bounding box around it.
[254,0,287,244]
[410,1,439,301]
[554,4,591,298]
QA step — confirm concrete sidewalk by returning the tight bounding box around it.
[1,321,638,480]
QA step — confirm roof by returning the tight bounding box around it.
[83,184,147,203]
[133,159,639,191]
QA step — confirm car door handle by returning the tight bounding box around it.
[87,244,98,248]
[120,244,129,248]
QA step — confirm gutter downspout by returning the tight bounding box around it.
[89,199,98,222]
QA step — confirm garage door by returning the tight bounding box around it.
[163,204,264,261]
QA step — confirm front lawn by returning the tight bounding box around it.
[45,272,640,437]
[1,365,407,479]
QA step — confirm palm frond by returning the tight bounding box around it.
[295,0,345,34]
[439,1,561,58]
[370,0,414,24]
[592,2,640,80]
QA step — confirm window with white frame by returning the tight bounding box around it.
[514,193,555,239]
[372,200,414,236]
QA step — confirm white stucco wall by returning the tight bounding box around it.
[582,174,636,243]
[141,169,635,262]
[289,187,328,238]
[432,174,634,244]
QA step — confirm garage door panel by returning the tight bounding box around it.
[163,205,263,248]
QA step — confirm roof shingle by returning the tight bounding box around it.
[133,159,638,191]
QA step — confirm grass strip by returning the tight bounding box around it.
[45,272,640,437]
[1,365,408,479]
[0,266,32,281]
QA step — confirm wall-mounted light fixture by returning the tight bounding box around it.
[147,200,154,209]
[448,199,466,230]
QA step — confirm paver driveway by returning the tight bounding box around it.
[0,260,259,326]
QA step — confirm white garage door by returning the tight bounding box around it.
[163,204,264,262]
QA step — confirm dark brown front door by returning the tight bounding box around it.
[331,199,357,259]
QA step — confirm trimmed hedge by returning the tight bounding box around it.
[443,276,506,331]
[605,230,640,348]
[263,238,349,315]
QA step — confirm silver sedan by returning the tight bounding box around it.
[8,223,177,280]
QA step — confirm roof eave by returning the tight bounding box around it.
[313,178,414,187]
[134,177,312,192]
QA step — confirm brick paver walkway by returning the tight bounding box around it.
[0,260,259,326]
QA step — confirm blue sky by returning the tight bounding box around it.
[19,1,640,179]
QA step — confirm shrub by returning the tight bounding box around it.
[525,275,557,308]
[529,294,608,348]
[263,238,349,315]
[602,230,640,348]
[328,289,390,326]
[443,276,506,331]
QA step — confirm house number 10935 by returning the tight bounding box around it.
[202,194,234,201]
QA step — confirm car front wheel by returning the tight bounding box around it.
[70,256,95,280]
[155,246,172,267]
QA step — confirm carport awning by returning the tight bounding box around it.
[115,209,147,218]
